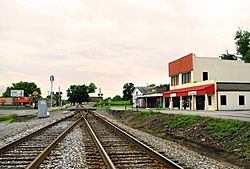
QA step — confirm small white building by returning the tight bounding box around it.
[133,86,169,108]
[132,87,152,108]
[164,53,250,110]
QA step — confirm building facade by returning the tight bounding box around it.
[133,86,169,108]
[164,53,250,110]
[0,97,33,106]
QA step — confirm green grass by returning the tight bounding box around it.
[206,118,250,157]
[109,100,131,105]
[95,100,131,107]
[0,114,18,123]
[137,110,163,117]
[165,114,203,129]
[163,114,250,158]
[96,105,111,108]
[206,118,245,138]
[0,107,33,110]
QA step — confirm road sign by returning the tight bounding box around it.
[10,90,24,97]
[32,91,39,96]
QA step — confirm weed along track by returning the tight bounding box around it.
[85,112,183,169]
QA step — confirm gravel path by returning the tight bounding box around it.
[0,109,36,116]
[0,110,74,148]
[95,109,242,169]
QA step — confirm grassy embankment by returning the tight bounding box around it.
[0,114,18,123]
[95,100,131,108]
[115,110,250,166]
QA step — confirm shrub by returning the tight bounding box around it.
[0,114,18,122]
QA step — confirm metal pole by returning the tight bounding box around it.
[50,75,54,112]
[59,86,61,107]
[50,81,53,111]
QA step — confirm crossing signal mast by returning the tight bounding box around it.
[98,88,103,97]
[50,75,54,111]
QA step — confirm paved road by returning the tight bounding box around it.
[160,109,250,122]
[110,106,250,122]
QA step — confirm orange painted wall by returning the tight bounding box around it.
[169,53,194,77]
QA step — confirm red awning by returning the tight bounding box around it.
[0,99,6,103]
[163,84,215,97]
[13,98,33,103]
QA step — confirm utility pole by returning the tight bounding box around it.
[50,75,54,111]
[59,86,61,107]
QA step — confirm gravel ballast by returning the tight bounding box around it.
[0,110,74,148]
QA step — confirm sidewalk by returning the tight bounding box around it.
[110,107,250,122]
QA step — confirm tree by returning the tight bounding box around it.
[219,50,237,60]
[122,83,135,101]
[245,50,250,63]
[66,83,97,105]
[159,84,170,90]
[220,29,250,63]
[88,82,97,93]
[2,81,41,97]
[148,84,156,87]
[104,97,112,103]
[235,29,250,62]
[112,95,122,101]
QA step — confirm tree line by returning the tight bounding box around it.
[0,81,136,105]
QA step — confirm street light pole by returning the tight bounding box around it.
[50,75,54,111]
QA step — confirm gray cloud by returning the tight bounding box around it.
[0,0,250,97]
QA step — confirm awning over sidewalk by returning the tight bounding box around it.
[163,84,215,97]
[13,98,33,103]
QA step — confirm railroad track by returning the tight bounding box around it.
[0,112,81,168]
[85,112,183,169]
[0,106,183,168]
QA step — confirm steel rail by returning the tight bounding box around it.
[26,117,82,169]
[92,112,184,169]
[84,117,116,169]
[0,113,77,154]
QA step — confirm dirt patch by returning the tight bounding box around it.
[112,110,250,168]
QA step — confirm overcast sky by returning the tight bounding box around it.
[0,0,250,98]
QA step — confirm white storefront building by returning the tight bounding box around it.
[163,53,250,110]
